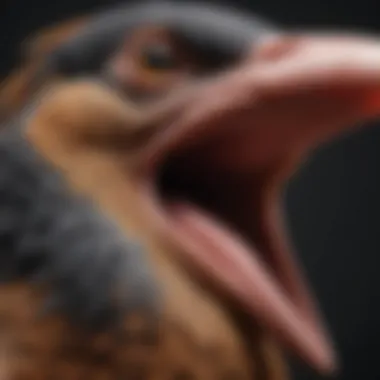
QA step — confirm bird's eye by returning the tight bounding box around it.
[140,42,178,71]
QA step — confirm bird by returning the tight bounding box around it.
[1,1,380,379]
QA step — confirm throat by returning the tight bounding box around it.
[155,244,285,380]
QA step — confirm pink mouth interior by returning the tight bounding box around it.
[148,148,337,375]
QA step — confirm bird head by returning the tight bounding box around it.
[5,1,380,378]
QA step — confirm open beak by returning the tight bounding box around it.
[138,33,380,376]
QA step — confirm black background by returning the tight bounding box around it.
[1,1,379,379]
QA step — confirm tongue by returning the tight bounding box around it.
[167,202,337,375]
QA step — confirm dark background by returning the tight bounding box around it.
[1,0,379,379]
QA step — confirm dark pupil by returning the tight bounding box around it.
[141,43,177,70]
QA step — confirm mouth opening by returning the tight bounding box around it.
[156,145,259,283]
[157,149,245,239]
[143,133,336,375]
[154,145,280,307]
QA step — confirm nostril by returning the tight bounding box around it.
[253,36,302,63]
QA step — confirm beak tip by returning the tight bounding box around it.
[317,347,341,377]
